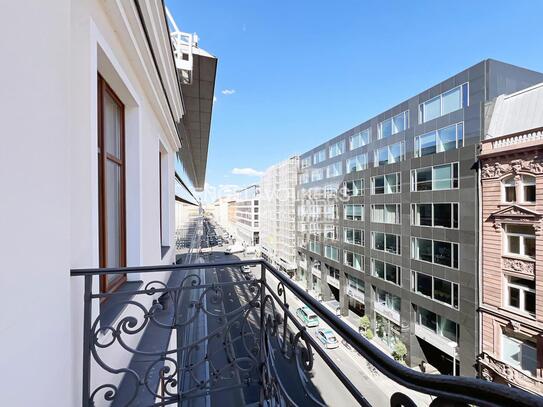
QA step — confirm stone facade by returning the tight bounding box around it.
[479,143,543,395]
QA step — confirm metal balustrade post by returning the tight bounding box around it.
[259,262,267,405]
[82,275,92,407]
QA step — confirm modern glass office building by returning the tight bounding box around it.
[295,59,543,376]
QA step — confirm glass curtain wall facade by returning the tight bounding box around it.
[295,59,543,376]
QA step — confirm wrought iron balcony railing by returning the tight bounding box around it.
[71,259,542,407]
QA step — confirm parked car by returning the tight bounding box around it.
[296,306,319,327]
[315,328,339,349]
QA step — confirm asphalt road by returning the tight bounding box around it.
[199,221,391,406]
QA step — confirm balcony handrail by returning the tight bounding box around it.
[71,259,543,406]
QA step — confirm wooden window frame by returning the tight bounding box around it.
[98,74,127,294]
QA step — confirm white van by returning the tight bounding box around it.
[225,245,244,255]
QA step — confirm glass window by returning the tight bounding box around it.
[372,173,400,194]
[523,176,536,202]
[324,245,339,262]
[379,111,409,139]
[419,84,468,123]
[343,179,364,197]
[373,176,385,194]
[442,86,461,115]
[411,163,459,192]
[313,149,326,164]
[344,250,364,271]
[433,278,452,305]
[326,162,342,178]
[506,276,536,315]
[311,168,324,182]
[389,142,402,163]
[433,240,454,267]
[412,238,458,268]
[329,140,345,158]
[373,259,385,279]
[346,154,367,173]
[416,238,433,263]
[505,224,536,258]
[372,204,400,224]
[350,129,370,150]
[416,306,459,343]
[378,147,389,166]
[433,164,453,190]
[433,203,452,228]
[414,272,432,297]
[380,118,392,139]
[372,232,400,255]
[344,204,364,221]
[373,232,385,251]
[420,96,440,123]
[502,334,537,376]
[415,168,432,191]
[419,132,436,156]
[504,177,516,202]
[301,157,311,169]
[344,228,364,246]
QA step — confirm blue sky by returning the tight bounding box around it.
[168,0,543,201]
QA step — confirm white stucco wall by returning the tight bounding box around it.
[0,1,183,405]
[0,1,72,405]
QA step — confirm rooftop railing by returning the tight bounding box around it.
[71,259,542,406]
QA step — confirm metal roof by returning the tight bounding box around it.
[177,47,217,191]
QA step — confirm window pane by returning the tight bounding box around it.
[378,148,388,166]
[442,87,461,115]
[525,237,536,258]
[508,235,520,254]
[505,185,516,202]
[434,278,452,305]
[417,239,433,262]
[374,177,384,194]
[374,233,385,250]
[381,119,392,139]
[438,125,457,152]
[423,97,441,123]
[104,92,121,157]
[525,185,536,202]
[389,142,402,163]
[416,273,432,297]
[106,161,121,267]
[521,342,537,375]
[503,336,521,366]
[393,113,406,134]
[419,132,436,156]
[418,204,432,226]
[419,307,436,331]
[525,291,536,314]
[434,203,452,228]
[434,241,452,267]
[416,168,432,191]
[385,264,399,284]
[440,318,458,342]
[374,260,384,278]
[433,165,452,190]
[509,286,520,308]
[385,234,398,253]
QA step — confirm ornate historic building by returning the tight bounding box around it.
[479,82,543,395]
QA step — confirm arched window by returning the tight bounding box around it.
[502,175,536,203]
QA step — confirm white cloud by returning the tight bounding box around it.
[232,167,264,177]
[221,88,236,95]
[213,95,217,103]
